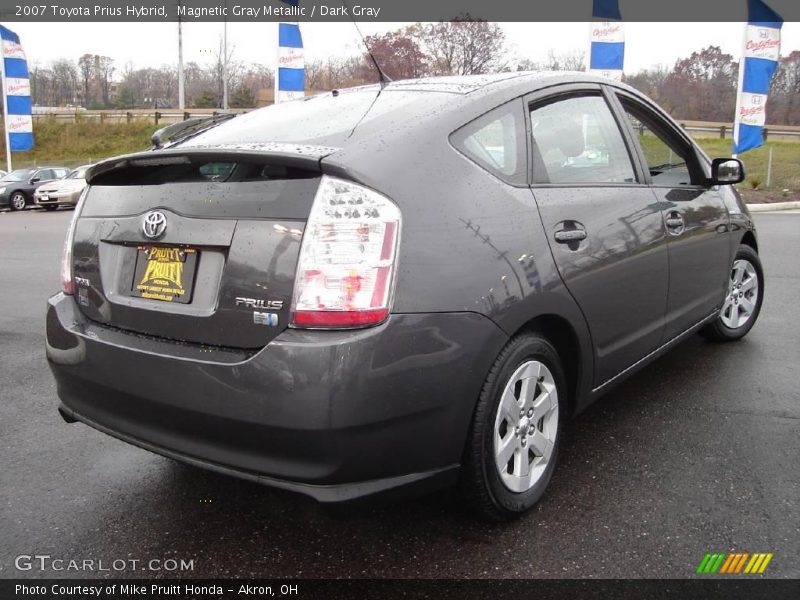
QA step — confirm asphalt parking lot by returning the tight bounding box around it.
[1,207,798,579]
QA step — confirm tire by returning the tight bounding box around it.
[461,333,566,521]
[43,205,58,211]
[701,244,764,342]
[9,191,27,211]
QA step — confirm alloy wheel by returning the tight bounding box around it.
[493,360,559,493]
[720,259,759,329]
[10,193,26,210]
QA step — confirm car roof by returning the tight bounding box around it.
[382,71,620,95]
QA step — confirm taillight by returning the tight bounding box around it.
[61,187,88,294]
[291,176,401,328]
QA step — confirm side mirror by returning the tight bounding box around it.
[30,177,40,184]
[710,158,744,185]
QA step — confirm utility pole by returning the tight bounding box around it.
[177,0,185,110]
[222,1,229,110]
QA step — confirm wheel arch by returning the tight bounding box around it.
[511,313,585,417]
[740,230,758,253]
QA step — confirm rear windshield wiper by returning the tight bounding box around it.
[151,113,237,149]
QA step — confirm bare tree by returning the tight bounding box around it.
[416,18,506,76]
[77,54,93,106]
[517,50,586,72]
[95,56,115,107]
[51,59,79,106]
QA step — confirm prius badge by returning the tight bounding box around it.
[142,210,168,240]
[235,297,283,327]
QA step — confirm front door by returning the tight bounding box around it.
[614,92,731,341]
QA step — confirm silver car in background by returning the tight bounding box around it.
[34,165,90,210]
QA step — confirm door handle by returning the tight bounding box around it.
[554,229,587,243]
[665,211,685,235]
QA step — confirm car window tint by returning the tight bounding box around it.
[621,101,693,186]
[56,169,69,178]
[37,170,53,180]
[451,102,526,185]
[529,95,635,185]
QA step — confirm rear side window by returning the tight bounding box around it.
[529,94,636,185]
[451,102,526,185]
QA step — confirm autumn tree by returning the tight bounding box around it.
[363,28,427,81]
[661,46,737,121]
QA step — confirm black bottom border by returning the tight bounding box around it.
[2,579,799,600]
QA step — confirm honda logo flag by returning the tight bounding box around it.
[587,0,624,82]
[733,0,783,154]
[276,1,304,103]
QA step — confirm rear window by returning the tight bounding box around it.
[180,88,453,148]
[90,158,316,186]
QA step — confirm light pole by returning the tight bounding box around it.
[177,0,185,110]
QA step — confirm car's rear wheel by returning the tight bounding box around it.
[461,333,565,521]
[9,192,27,211]
[701,244,764,342]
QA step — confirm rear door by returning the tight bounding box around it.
[612,91,731,341]
[72,153,321,349]
[526,86,669,387]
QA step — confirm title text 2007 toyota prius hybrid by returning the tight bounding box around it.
[46,73,763,520]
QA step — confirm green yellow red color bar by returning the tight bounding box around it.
[696,552,773,574]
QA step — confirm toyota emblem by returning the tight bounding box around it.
[142,211,168,239]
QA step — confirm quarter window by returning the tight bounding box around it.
[529,94,635,185]
[451,102,526,185]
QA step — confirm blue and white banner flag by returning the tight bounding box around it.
[733,0,783,154]
[0,25,33,152]
[587,0,624,82]
[276,4,304,103]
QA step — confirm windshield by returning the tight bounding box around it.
[3,169,34,181]
[67,168,87,179]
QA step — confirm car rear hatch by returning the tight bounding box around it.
[72,149,330,349]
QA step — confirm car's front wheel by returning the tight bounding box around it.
[9,191,27,211]
[461,333,565,521]
[701,244,764,342]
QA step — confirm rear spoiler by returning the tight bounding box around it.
[85,144,341,185]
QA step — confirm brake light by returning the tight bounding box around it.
[61,187,88,294]
[291,176,401,328]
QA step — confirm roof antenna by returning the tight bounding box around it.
[341,0,392,87]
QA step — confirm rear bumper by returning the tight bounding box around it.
[46,293,506,501]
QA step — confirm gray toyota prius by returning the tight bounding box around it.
[46,72,763,520]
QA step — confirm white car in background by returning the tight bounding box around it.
[34,165,90,211]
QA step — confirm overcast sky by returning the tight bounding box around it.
[12,21,800,75]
